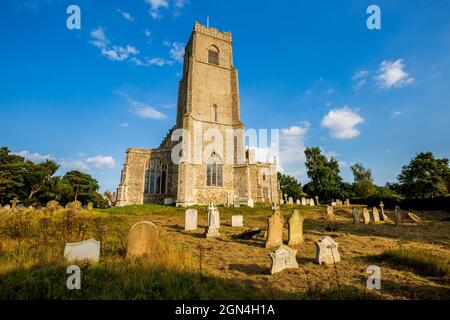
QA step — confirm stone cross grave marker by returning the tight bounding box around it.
[269,245,299,274]
[316,236,341,265]
[206,203,221,238]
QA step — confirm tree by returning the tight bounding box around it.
[304,147,342,201]
[278,172,303,200]
[24,160,59,199]
[0,147,27,204]
[397,152,450,198]
[351,163,375,197]
[59,170,100,203]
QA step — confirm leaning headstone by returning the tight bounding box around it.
[363,208,370,224]
[206,203,220,238]
[372,207,380,223]
[233,196,240,208]
[352,208,360,224]
[127,221,158,257]
[301,198,307,206]
[232,215,244,227]
[288,209,304,246]
[407,212,422,222]
[269,245,299,275]
[184,209,198,231]
[232,227,262,239]
[64,238,100,263]
[316,236,341,265]
[266,210,284,248]
[345,199,350,207]
[309,198,315,206]
[394,206,403,226]
[87,202,94,210]
[66,201,82,211]
[288,197,293,205]
[296,199,301,205]
[247,198,254,208]
[325,206,334,220]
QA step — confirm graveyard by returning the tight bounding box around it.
[0,202,449,300]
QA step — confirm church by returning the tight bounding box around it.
[116,22,281,207]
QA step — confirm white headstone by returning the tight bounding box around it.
[301,198,307,206]
[247,198,254,208]
[331,201,337,207]
[296,199,301,205]
[363,208,370,224]
[185,209,198,231]
[309,198,314,206]
[316,236,340,265]
[64,238,100,263]
[231,215,244,227]
[3,204,11,210]
[288,197,294,205]
[305,198,310,205]
[269,245,299,274]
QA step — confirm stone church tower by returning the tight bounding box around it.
[116,22,280,207]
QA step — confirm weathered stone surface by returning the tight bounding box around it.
[296,199,300,205]
[184,209,198,231]
[352,208,360,224]
[288,209,304,246]
[266,210,284,248]
[87,202,94,210]
[301,198,307,206]
[64,238,100,263]
[309,198,314,206]
[363,208,370,224]
[233,196,240,208]
[408,212,422,222]
[66,201,82,211]
[372,207,380,223]
[206,203,220,238]
[288,197,293,205]
[269,245,299,274]
[305,198,310,205]
[394,206,403,225]
[331,201,337,207]
[247,198,254,208]
[315,196,320,206]
[127,221,158,257]
[232,215,244,227]
[316,236,340,265]
[325,206,334,220]
[345,199,350,207]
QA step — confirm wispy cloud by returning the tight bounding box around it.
[86,156,116,169]
[163,41,185,63]
[117,91,168,120]
[12,150,52,162]
[351,70,369,90]
[375,59,414,89]
[90,27,139,62]
[390,110,405,118]
[117,9,134,22]
[145,0,169,19]
[321,107,364,140]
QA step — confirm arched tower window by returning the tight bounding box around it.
[210,104,218,122]
[144,159,168,194]
[208,45,219,65]
[206,153,223,187]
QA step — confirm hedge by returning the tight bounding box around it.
[350,195,450,211]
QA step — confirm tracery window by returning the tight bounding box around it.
[144,159,168,194]
[206,153,223,187]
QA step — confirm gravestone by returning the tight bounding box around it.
[206,203,220,238]
[184,209,198,231]
[266,210,284,248]
[331,201,337,207]
[407,212,422,222]
[363,208,370,224]
[309,198,315,206]
[280,199,284,205]
[247,198,254,208]
[379,201,387,220]
[66,201,82,211]
[345,199,350,207]
[87,202,94,210]
[315,195,320,206]
[394,206,403,226]
[316,236,340,265]
[164,198,174,205]
[301,198,307,206]
[305,198,310,205]
[372,207,380,223]
[232,215,244,227]
[3,204,11,210]
[352,208,360,224]
[64,238,100,263]
[325,206,334,220]
[269,245,299,274]
[284,193,288,203]
[288,209,304,246]
[233,196,240,208]
[296,199,300,205]
[127,221,158,257]
[288,197,293,205]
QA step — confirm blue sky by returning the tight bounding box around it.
[1,0,449,192]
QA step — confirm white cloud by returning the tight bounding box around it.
[86,156,116,169]
[117,9,134,21]
[146,57,174,66]
[164,41,185,63]
[60,159,89,171]
[173,0,189,16]
[376,59,414,89]
[145,0,169,19]
[117,91,167,120]
[12,151,52,162]
[352,70,369,90]
[321,107,364,140]
[143,29,152,43]
[391,110,404,118]
[90,27,139,62]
